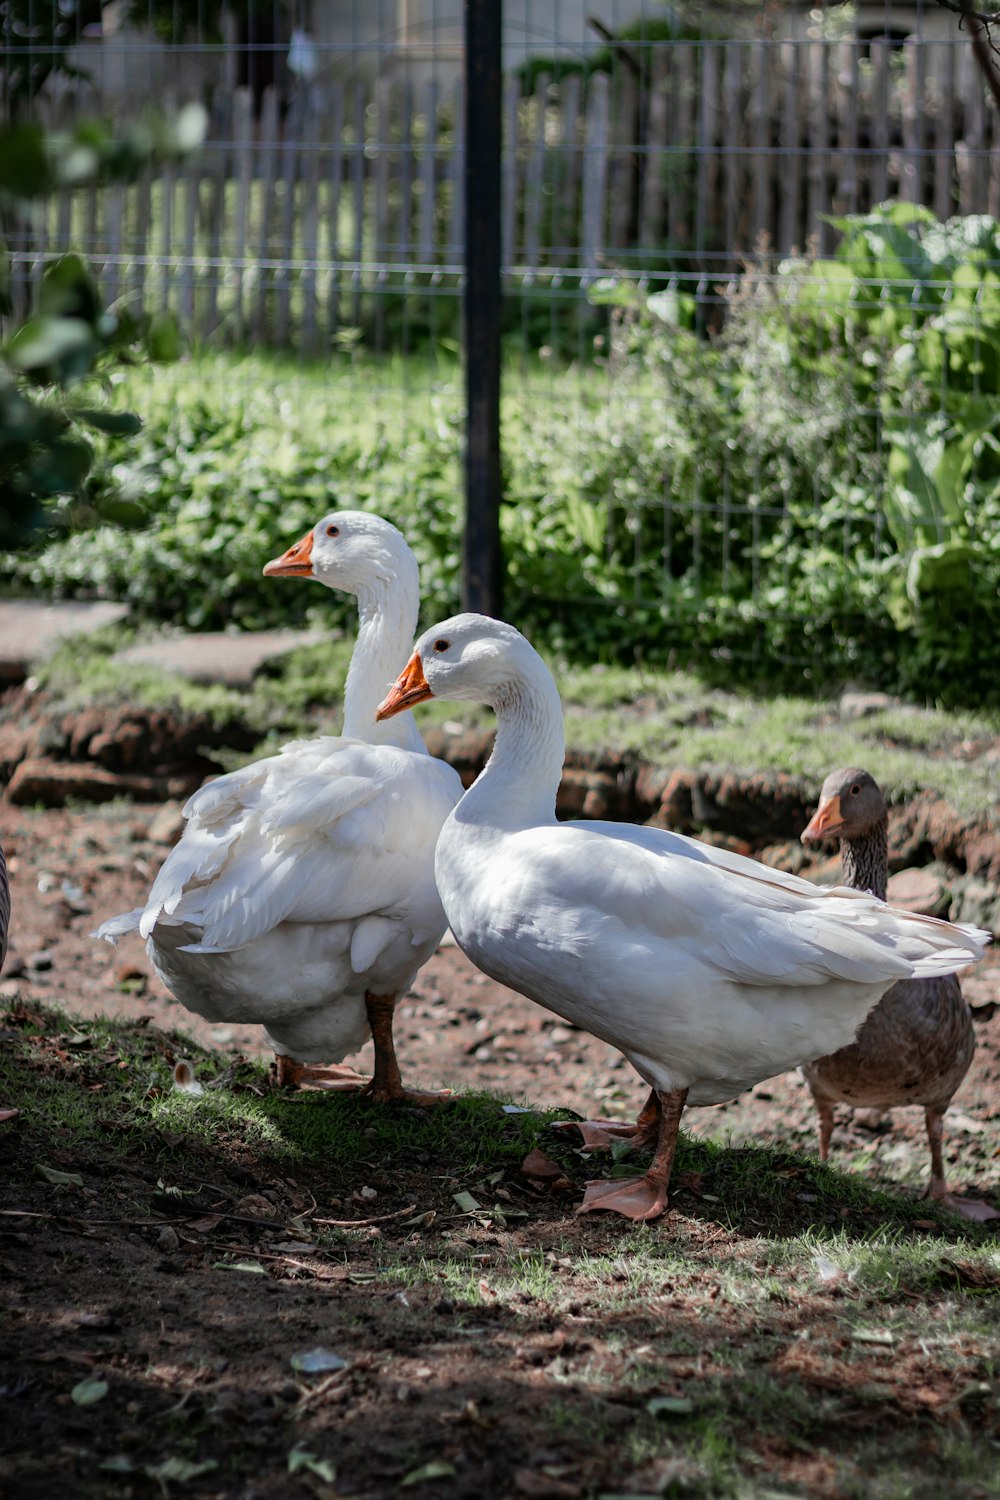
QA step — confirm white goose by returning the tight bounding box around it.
[376,614,990,1220]
[97,512,462,1102]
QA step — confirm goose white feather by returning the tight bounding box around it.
[96,513,462,1093]
[377,614,990,1217]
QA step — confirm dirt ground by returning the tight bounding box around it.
[2,801,999,1500]
[3,802,999,1192]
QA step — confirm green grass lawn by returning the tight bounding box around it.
[34,625,1000,820]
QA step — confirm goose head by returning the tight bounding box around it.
[262,510,418,601]
[802,766,886,846]
[376,613,534,717]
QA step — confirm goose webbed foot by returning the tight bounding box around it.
[924,1108,999,1220]
[927,1178,1000,1223]
[554,1088,661,1152]
[575,1086,688,1223]
[362,1082,452,1107]
[578,1171,670,1221]
[273,1056,368,1091]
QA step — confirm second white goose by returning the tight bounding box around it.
[377,614,990,1219]
[97,512,462,1103]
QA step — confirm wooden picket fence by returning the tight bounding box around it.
[7,35,999,347]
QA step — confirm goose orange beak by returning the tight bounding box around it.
[801,794,845,845]
[263,529,314,578]
[376,653,433,720]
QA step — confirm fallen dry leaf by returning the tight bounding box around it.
[519,1148,564,1181]
[674,1171,704,1193]
[513,1469,580,1498]
[186,1214,225,1233]
[942,1258,1000,1290]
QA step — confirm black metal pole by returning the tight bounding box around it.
[462,0,503,618]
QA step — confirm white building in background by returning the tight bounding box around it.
[54,1,963,110]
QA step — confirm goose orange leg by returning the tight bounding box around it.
[362,991,451,1107]
[815,1098,836,1162]
[577,1087,688,1222]
[552,1087,661,1151]
[924,1107,999,1222]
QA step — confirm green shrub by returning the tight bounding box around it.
[6,204,1000,707]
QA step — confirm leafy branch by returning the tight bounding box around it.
[0,108,206,542]
[933,0,1000,110]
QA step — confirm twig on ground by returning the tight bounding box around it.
[295,1368,351,1412]
[312,1203,418,1228]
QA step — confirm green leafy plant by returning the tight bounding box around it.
[0,110,206,543]
[7,203,1000,706]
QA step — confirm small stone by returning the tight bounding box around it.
[157,1226,180,1252]
[356,1185,377,1202]
[887,867,945,916]
[26,950,53,972]
[1,952,26,978]
[147,802,187,846]
[838,690,896,719]
[234,1194,278,1220]
[116,964,148,993]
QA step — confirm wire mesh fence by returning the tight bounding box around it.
[3,2,999,693]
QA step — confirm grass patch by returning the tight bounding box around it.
[27,627,1000,818]
[6,344,1000,705]
[2,999,998,1500]
[0,996,551,1188]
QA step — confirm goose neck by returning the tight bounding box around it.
[840,816,889,901]
[343,581,423,751]
[461,665,566,831]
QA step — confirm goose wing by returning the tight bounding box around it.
[140,737,461,953]
[492,821,988,992]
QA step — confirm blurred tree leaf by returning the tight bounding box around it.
[147,311,183,363]
[0,123,53,198]
[71,409,144,437]
[0,3,229,115]
[0,109,205,544]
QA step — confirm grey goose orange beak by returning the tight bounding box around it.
[376,652,433,720]
[801,794,845,845]
[263,528,314,578]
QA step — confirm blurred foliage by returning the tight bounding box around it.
[577,202,1000,702]
[515,3,735,91]
[5,201,1000,708]
[0,109,206,544]
[0,2,232,112]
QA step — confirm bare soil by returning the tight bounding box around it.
[1,801,999,1500]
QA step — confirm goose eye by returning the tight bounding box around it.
[433,638,450,654]
[850,784,861,795]
[326,524,340,538]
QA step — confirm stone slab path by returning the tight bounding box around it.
[0,600,130,682]
[0,599,325,689]
[117,629,325,687]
